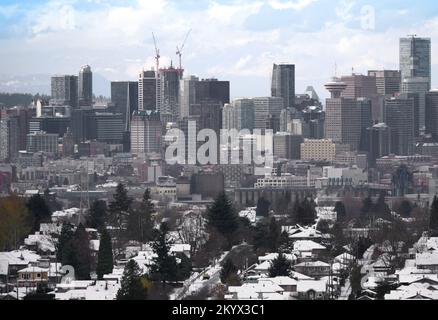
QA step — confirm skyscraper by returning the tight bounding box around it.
[368,70,401,96]
[195,78,230,106]
[158,65,180,123]
[325,77,372,151]
[426,89,438,141]
[401,76,429,132]
[131,110,162,156]
[385,96,415,155]
[51,75,78,108]
[340,73,377,99]
[271,64,295,109]
[400,36,431,90]
[78,65,93,106]
[111,81,138,129]
[138,70,157,112]
[253,97,284,132]
[366,123,392,167]
[179,75,199,119]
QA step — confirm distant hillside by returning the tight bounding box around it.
[0,92,34,107]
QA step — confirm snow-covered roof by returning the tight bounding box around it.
[334,252,354,264]
[296,280,327,293]
[258,253,296,263]
[294,261,330,268]
[259,276,297,286]
[289,228,323,239]
[293,240,326,252]
[416,251,438,266]
[0,250,41,267]
[24,234,56,252]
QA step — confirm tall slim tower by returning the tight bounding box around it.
[138,70,157,112]
[271,64,295,109]
[51,75,78,108]
[79,65,93,106]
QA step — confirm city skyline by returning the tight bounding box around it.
[0,0,437,99]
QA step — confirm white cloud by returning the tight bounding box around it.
[269,0,318,11]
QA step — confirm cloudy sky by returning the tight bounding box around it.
[0,0,437,98]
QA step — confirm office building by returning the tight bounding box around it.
[301,139,336,161]
[138,70,157,112]
[401,76,429,132]
[158,65,180,123]
[253,97,284,132]
[179,76,199,119]
[426,89,438,141]
[271,64,295,108]
[78,65,93,106]
[26,131,59,154]
[368,70,401,96]
[366,123,392,167]
[385,96,415,155]
[111,81,138,129]
[273,132,303,160]
[400,36,431,90]
[51,75,78,108]
[131,110,162,156]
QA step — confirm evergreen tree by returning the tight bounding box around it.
[56,223,75,266]
[149,223,178,286]
[360,196,373,221]
[108,183,132,227]
[26,194,51,232]
[176,253,192,281]
[334,201,347,222]
[295,198,316,226]
[72,224,91,280]
[96,229,114,279]
[220,258,238,284]
[373,192,391,219]
[267,217,281,252]
[87,200,107,230]
[127,189,155,242]
[207,192,238,247]
[116,260,148,300]
[268,252,291,277]
[398,200,413,217]
[256,197,270,217]
[430,196,438,231]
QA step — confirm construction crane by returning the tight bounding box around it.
[176,29,192,78]
[152,32,160,74]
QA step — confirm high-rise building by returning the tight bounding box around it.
[138,70,157,112]
[301,106,325,139]
[253,97,284,132]
[189,99,222,134]
[400,36,431,90]
[131,110,162,156]
[222,99,258,131]
[271,64,295,108]
[158,65,180,123]
[426,89,438,141]
[325,77,372,151]
[366,123,391,167]
[195,78,230,106]
[87,112,125,144]
[368,70,401,96]
[384,96,415,155]
[273,132,303,160]
[179,76,199,119]
[401,76,429,132]
[51,75,78,108]
[78,65,93,106]
[340,73,377,99]
[111,81,138,130]
[301,139,336,161]
[26,131,59,154]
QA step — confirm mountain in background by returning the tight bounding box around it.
[0,73,112,97]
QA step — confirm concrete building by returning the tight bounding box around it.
[51,75,78,108]
[130,110,162,156]
[301,139,336,161]
[26,131,59,154]
[366,123,392,167]
[158,65,180,123]
[273,132,303,160]
[368,70,401,96]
